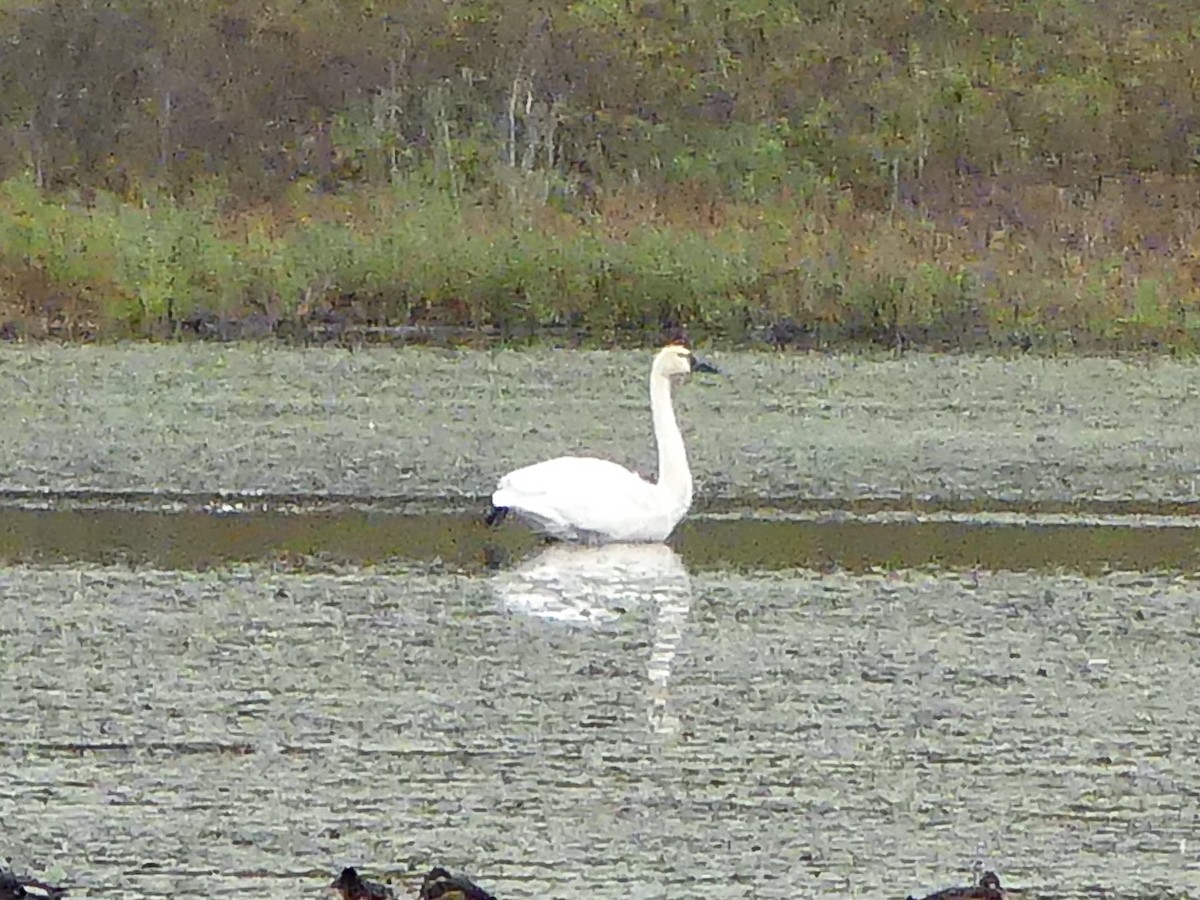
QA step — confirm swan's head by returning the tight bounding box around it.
[653,344,720,378]
[979,873,1001,890]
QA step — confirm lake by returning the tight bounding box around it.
[2,346,1199,899]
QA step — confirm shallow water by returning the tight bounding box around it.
[3,345,1200,898]
[4,506,1200,575]
[3,553,1200,899]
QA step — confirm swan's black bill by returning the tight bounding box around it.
[690,355,721,374]
[485,505,509,527]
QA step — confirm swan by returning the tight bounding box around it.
[486,344,718,543]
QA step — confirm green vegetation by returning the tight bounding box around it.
[0,0,1198,349]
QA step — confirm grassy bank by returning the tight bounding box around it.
[2,169,1200,352]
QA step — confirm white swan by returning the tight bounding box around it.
[486,344,718,543]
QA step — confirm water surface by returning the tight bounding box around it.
[3,551,1200,899]
[3,505,1200,575]
[3,345,1200,899]
[3,345,1200,509]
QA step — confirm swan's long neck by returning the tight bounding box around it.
[650,369,692,508]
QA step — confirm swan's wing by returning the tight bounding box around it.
[493,456,658,538]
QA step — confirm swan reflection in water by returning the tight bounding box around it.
[491,542,693,734]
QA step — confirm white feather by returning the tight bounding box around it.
[490,345,714,543]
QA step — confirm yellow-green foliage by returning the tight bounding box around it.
[0,174,760,338]
[2,166,1200,350]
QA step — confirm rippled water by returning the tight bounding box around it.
[4,345,1200,509]
[3,345,1200,898]
[4,549,1200,899]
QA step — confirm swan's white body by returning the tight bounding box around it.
[490,345,712,543]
